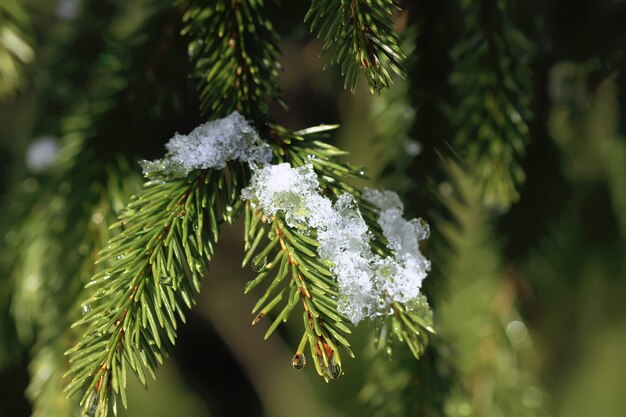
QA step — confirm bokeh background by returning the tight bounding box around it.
[1,0,625,417]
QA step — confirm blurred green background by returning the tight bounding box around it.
[1,0,625,416]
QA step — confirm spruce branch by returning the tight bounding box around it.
[243,205,353,381]
[282,126,434,359]
[306,0,407,93]
[241,126,357,380]
[450,0,533,209]
[65,165,244,417]
[62,0,434,409]
[182,0,285,119]
[242,125,434,379]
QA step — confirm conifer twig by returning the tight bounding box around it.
[306,0,407,92]
[182,0,285,119]
[450,0,533,209]
[65,166,243,416]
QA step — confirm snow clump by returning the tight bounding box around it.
[362,188,431,306]
[140,111,271,178]
[242,163,431,324]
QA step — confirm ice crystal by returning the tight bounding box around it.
[140,112,271,178]
[243,163,431,324]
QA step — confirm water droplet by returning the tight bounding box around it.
[251,255,267,272]
[323,358,341,380]
[291,353,306,369]
[82,304,91,315]
[317,349,342,380]
[386,345,393,356]
[83,392,99,417]
[251,313,264,325]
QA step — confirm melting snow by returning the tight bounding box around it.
[140,112,271,178]
[242,163,431,324]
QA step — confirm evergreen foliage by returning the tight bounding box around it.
[0,0,624,417]
[306,0,406,92]
[182,0,284,119]
[449,0,533,209]
[65,169,227,416]
[52,0,435,415]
